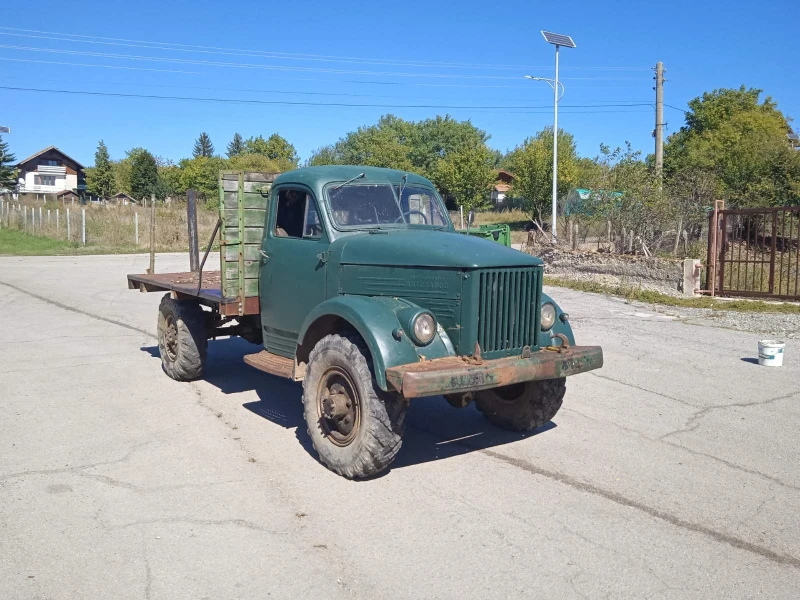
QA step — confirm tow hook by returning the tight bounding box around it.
[547,333,571,354]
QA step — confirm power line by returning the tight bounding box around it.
[0,57,652,91]
[0,75,658,105]
[0,44,648,81]
[0,26,652,72]
[0,85,656,113]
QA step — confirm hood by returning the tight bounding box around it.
[333,229,542,269]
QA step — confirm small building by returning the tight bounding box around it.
[56,190,80,204]
[788,126,799,150]
[16,146,87,197]
[563,188,623,216]
[492,169,515,209]
[108,192,136,205]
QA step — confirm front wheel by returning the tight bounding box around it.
[157,294,208,381]
[475,378,566,432]
[302,333,407,479]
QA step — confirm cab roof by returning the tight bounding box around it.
[273,165,435,190]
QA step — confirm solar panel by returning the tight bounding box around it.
[541,31,576,48]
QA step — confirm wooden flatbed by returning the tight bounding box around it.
[126,271,259,317]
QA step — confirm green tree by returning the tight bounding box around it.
[431,145,495,212]
[242,134,299,170]
[130,150,159,201]
[0,135,17,190]
[308,114,492,185]
[309,117,414,170]
[664,87,800,207]
[156,164,184,200]
[408,115,490,180]
[306,145,339,166]
[86,140,116,198]
[507,127,578,226]
[179,156,227,205]
[228,153,282,173]
[193,132,215,158]
[583,143,665,254]
[227,133,244,158]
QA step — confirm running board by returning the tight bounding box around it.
[243,350,295,380]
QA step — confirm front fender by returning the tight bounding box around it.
[538,293,576,348]
[298,296,455,391]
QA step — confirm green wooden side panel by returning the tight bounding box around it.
[224,227,263,244]
[224,244,261,262]
[218,171,279,306]
[223,261,260,280]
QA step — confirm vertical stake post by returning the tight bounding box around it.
[187,189,199,272]
[148,194,156,274]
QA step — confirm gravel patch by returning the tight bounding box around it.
[638,302,800,339]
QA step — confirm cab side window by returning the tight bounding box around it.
[274,190,322,239]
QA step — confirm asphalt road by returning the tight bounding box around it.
[1,253,798,600]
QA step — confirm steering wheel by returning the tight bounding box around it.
[395,210,428,224]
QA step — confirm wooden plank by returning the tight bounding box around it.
[244,172,280,183]
[223,191,269,210]
[224,227,263,244]
[224,244,261,262]
[223,209,266,228]
[219,175,229,299]
[222,179,274,194]
[223,260,259,279]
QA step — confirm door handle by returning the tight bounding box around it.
[259,249,270,261]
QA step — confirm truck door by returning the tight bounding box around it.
[259,186,328,357]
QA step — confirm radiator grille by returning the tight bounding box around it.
[477,268,539,356]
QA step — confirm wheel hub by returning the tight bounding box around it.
[317,368,360,446]
[164,315,179,361]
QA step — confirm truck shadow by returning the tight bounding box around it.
[141,337,557,473]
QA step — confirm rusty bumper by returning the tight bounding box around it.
[385,345,603,399]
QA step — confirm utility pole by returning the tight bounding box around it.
[654,62,666,175]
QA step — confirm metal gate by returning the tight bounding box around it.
[708,205,800,300]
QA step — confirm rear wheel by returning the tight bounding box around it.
[302,333,407,479]
[475,378,566,432]
[157,294,208,381]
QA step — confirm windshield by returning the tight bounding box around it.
[327,181,450,229]
[398,185,450,227]
[328,183,404,227]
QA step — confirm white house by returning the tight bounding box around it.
[17,146,86,197]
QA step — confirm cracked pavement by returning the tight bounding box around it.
[0,253,798,599]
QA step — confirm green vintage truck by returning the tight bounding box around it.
[128,166,603,478]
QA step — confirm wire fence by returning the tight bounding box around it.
[0,198,219,252]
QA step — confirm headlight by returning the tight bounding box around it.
[412,313,436,345]
[540,303,556,330]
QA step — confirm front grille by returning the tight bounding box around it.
[477,267,540,356]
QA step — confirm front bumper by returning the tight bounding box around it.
[385,345,603,398]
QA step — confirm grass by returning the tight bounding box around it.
[0,201,219,255]
[0,228,151,255]
[543,275,800,314]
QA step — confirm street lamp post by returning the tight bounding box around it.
[530,31,576,244]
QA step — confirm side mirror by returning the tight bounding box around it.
[468,210,475,227]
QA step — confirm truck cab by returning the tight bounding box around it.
[129,166,602,479]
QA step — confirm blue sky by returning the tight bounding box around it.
[0,0,797,167]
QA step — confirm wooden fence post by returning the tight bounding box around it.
[135,212,139,245]
[148,194,156,274]
[66,208,71,241]
[81,209,86,245]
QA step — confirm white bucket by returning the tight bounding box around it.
[758,340,785,367]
